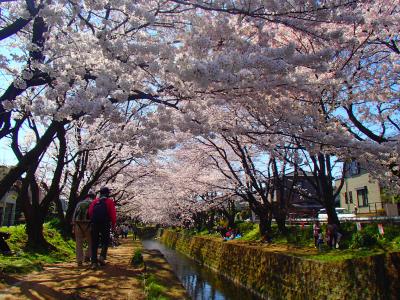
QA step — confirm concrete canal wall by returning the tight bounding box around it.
[160,230,400,300]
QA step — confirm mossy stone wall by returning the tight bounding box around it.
[161,230,400,300]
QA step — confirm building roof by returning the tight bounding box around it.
[285,170,314,177]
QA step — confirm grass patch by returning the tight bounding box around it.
[182,222,400,261]
[303,248,387,262]
[143,274,169,300]
[240,223,261,241]
[0,223,75,274]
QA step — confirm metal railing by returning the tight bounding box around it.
[345,202,386,216]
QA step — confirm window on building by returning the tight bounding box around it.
[349,191,353,203]
[349,161,361,176]
[344,192,349,204]
[357,187,368,207]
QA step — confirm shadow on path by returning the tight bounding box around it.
[0,239,145,300]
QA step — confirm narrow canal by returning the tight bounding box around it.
[142,239,260,300]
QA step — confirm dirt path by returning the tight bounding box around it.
[0,239,145,300]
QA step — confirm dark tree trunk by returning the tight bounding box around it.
[25,211,54,250]
[193,212,205,232]
[273,206,287,234]
[14,124,67,250]
[325,197,340,226]
[219,199,237,229]
[271,158,288,234]
[205,212,215,233]
[18,173,53,250]
[54,197,65,223]
[258,211,272,238]
[221,210,235,228]
[317,154,340,227]
[227,214,235,229]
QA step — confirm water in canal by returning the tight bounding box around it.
[141,239,260,300]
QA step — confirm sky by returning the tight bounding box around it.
[0,38,21,167]
[0,138,17,166]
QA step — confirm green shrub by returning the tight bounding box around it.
[131,249,144,267]
[392,236,400,246]
[282,225,314,247]
[339,222,357,235]
[237,222,256,235]
[147,282,166,299]
[378,224,400,241]
[350,230,378,249]
[241,225,261,241]
[334,222,356,249]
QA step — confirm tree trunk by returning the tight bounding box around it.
[314,153,340,227]
[206,212,215,233]
[258,210,272,238]
[226,213,235,228]
[325,200,340,226]
[193,213,205,232]
[219,199,236,229]
[18,163,54,250]
[54,197,66,223]
[274,209,287,234]
[0,121,65,199]
[25,211,53,250]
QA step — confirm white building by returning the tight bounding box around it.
[0,166,17,226]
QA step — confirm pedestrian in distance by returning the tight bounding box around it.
[313,221,321,248]
[72,191,96,266]
[317,229,324,251]
[326,223,333,248]
[122,224,129,238]
[331,223,341,249]
[89,187,116,268]
[132,225,138,240]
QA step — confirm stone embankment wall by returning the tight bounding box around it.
[161,230,400,300]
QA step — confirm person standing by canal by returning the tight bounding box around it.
[88,187,116,268]
[313,221,321,248]
[72,191,96,266]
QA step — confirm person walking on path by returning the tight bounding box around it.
[132,225,138,240]
[72,191,95,266]
[121,224,128,238]
[89,187,116,268]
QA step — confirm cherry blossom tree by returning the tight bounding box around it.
[118,143,228,227]
[0,0,398,243]
[0,0,185,200]
[169,0,399,183]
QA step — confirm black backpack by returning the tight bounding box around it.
[91,197,109,223]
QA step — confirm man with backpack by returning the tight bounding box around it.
[88,187,116,268]
[72,191,96,266]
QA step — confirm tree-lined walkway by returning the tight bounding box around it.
[0,239,145,300]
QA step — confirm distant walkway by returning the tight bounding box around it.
[0,239,145,300]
